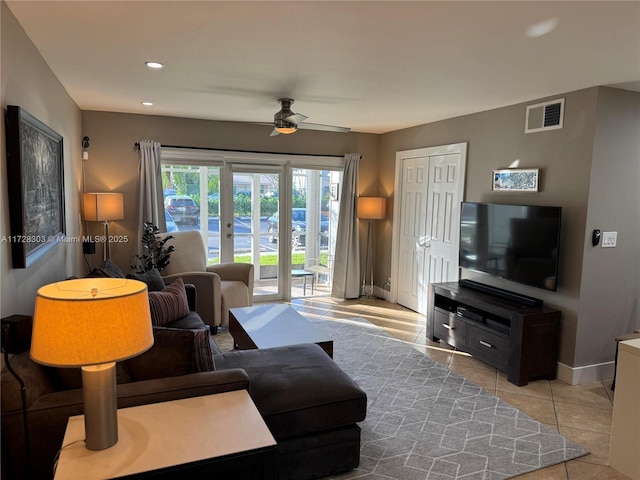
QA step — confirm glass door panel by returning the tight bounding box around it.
[161,164,222,265]
[205,167,221,264]
[231,168,282,302]
[289,168,339,298]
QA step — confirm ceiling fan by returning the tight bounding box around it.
[269,98,350,136]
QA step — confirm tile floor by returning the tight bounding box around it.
[284,294,631,480]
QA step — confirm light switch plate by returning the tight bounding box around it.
[602,231,617,248]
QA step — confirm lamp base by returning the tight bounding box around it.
[102,221,111,262]
[361,219,376,298]
[81,363,118,450]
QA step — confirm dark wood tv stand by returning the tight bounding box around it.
[427,281,561,386]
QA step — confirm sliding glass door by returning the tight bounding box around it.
[227,165,283,302]
[161,149,343,302]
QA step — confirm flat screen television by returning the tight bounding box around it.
[459,202,562,291]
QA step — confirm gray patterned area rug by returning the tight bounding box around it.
[307,317,588,480]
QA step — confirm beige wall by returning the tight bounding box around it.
[80,111,379,271]
[1,2,83,318]
[377,86,640,371]
[378,88,600,367]
[576,87,640,366]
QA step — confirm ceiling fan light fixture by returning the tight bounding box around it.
[269,97,348,137]
[275,126,297,134]
[274,118,297,134]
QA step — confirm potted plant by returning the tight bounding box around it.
[131,221,174,273]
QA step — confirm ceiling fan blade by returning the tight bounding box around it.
[270,129,280,137]
[283,113,308,125]
[297,122,350,133]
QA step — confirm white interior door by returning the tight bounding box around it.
[391,144,467,315]
[396,156,429,313]
[425,153,465,285]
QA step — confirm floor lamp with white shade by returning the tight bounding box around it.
[83,192,124,262]
[357,197,386,297]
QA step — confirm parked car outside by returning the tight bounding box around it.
[267,208,329,248]
[165,211,179,232]
[164,195,198,225]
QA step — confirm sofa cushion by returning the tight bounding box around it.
[166,311,205,330]
[126,327,195,380]
[127,268,165,292]
[86,260,125,278]
[1,353,57,412]
[192,329,216,372]
[214,343,367,440]
[148,278,190,326]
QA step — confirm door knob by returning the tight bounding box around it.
[416,235,432,249]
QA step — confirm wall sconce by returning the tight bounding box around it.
[357,197,386,297]
[83,193,124,262]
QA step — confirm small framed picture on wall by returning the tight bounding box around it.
[492,168,539,192]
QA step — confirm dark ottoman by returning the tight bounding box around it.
[214,343,367,480]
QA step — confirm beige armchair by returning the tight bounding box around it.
[158,230,254,330]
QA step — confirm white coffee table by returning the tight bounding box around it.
[230,304,333,357]
[53,390,276,479]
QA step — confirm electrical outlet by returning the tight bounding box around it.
[602,231,617,248]
[82,241,96,255]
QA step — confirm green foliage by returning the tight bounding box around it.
[292,195,307,208]
[261,196,278,217]
[233,193,251,216]
[218,193,306,217]
[208,198,219,215]
[131,222,174,273]
[207,251,327,267]
[208,176,219,196]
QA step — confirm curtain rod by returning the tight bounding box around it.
[134,142,347,159]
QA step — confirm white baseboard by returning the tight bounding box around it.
[376,286,389,300]
[556,361,615,385]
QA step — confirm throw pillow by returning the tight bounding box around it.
[148,277,190,327]
[127,268,165,292]
[86,260,126,278]
[126,327,195,381]
[193,328,216,372]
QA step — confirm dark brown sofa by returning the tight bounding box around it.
[1,350,249,480]
[2,284,367,480]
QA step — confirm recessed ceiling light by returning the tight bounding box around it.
[141,101,154,106]
[145,61,164,69]
[526,18,559,38]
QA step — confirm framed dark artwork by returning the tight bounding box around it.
[5,105,65,268]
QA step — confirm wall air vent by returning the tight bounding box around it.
[525,98,565,133]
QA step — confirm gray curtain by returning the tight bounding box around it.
[331,153,361,298]
[136,140,165,257]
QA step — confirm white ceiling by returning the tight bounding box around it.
[6,1,640,134]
